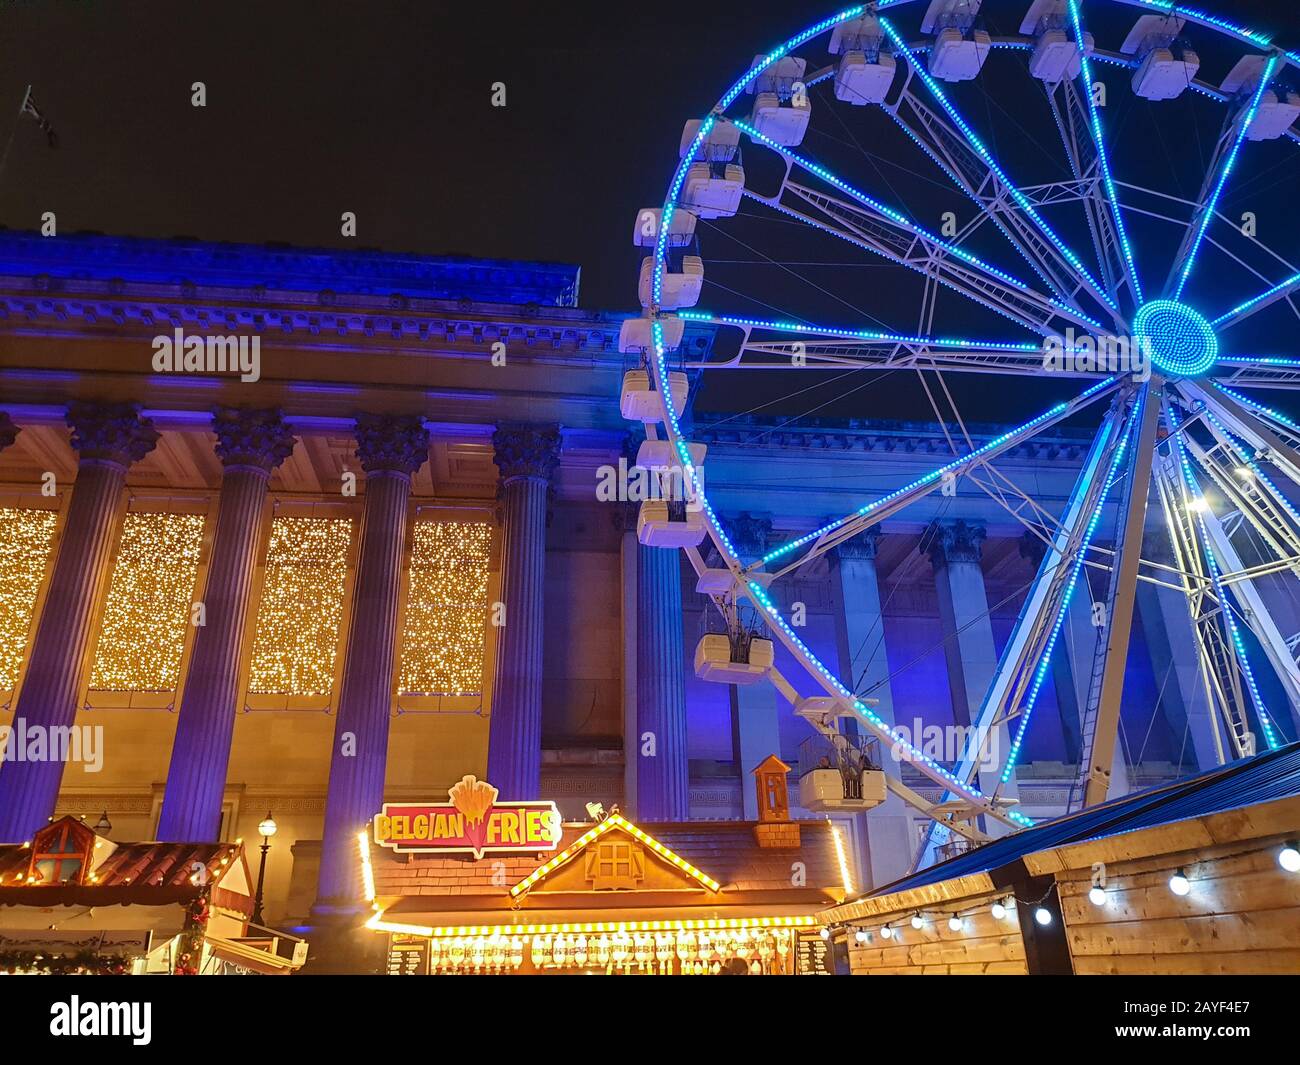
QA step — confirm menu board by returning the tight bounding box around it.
[386,935,429,976]
[795,932,832,975]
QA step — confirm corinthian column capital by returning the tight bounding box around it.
[925,519,987,568]
[353,413,431,476]
[212,407,297,472]
[492,424,561,484]
[66,401,159,467]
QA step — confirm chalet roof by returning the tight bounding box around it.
[856,740,1300,902]
[0,817,249,911]
[371,817,846,901]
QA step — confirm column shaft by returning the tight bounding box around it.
[157,468,270,840]
[485,476,550,797]
[314,413,428,914]
[0,403,156,843]
[315,473,412,907]
[636,544,689,820]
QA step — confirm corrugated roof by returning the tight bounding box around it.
[867,740,1300,899]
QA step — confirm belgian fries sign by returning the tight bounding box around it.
[372,775,562,859]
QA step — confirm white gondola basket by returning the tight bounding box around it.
[798,768,887,812]
[693,633,774,684]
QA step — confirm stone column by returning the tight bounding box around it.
[157,409,296,842]
[926,519,1018,805]
[636,532,689,821]
[723,516,784,819]
[314,414,430,914]
[830,528,914,889]
[485,425,560,800]
[0,403,158,843]
[614,502,639,819]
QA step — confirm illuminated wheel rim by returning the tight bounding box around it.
[639,1,1300,843]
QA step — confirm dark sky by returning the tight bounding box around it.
[2,0,1298,423]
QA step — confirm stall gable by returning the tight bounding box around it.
[511,817,723,897]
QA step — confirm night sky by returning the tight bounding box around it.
[2,0,1299,424]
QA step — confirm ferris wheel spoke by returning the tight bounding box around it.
[674,311,1056,374]
[743,165,1101,336]
[1058,0,1146,308]
[1187,379,1300,485]
[1162,403,1289,753]
[877,16,1119,319]
[1214,357,1300,389]
[1208,382,1300,449]
[1067,382,1162,811]
[757,375,1121,579]
[915,392,1140,869]
[1166,54,1282,300]
[1211,270,1300,330]
[1186,416,1300,576]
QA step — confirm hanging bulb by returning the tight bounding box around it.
[910,913,925,930]
[854,929,869,944]
[1034,906,1053,926]
[947,915,962,932]
[1169,869,1191,896]
[819,926,831,940]
[1279,842,1300,873]
[1088,886,1107,906]
[879,925,894,940]
[990,900,1007,920]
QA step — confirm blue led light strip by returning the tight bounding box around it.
[1002,399,1142,782]
[1201,407,1300,532]
[1168,407,1281,751]
[1130,1,1273,49]
[1173,55,1280,301]
[677,311,1043,351]
[717,6,866,113]
[1069,0,1143,306]
[1211,271,1300,328]
[732,119,1105,332]
[1211,382,1300,438]
[762,376,1118,566]
[743,572,1034,827]
[877,16,1117,313]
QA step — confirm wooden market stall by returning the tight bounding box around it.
[819,741,1300,975]
[361,764,855,975]
[0,815,307,974]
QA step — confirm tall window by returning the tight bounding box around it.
[0,507,58,692]
[89,512,206,693]
[247,516,354,697]
[399,521,492,696]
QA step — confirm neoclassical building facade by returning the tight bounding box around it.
[0,233,1217,924]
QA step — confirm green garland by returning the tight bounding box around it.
[0,949,130,975]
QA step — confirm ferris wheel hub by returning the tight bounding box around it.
[1133,300,1219,378]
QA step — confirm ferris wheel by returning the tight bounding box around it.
[620,0,1300,867]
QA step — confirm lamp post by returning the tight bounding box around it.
[252,811,277,926]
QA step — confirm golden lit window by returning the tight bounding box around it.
[0,507,59,691]
[247,516,354,696]
[399,521,492,696]
[89,511,206,693]
[584,841,644,890]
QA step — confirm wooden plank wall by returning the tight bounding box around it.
[846,900,1028,975]
[1058,840,1300,975]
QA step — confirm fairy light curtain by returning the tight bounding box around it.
[0,507,59,692]
[89,512,206,693]
[399,521,493,696]
[247,516,354,697]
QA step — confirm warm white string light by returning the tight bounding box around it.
[89,511,205,692]
[0,508,58,691]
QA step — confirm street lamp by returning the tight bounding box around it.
[252,811,277,926]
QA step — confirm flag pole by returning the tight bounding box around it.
[0,86,33,191]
